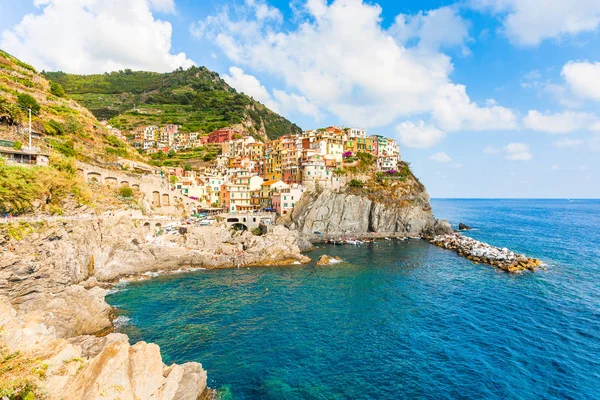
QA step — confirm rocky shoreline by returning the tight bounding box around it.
[429,233,542,273]
[0,217,312,399]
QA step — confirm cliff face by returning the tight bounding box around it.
[283,167,452,239]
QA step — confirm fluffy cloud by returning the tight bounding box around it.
[223,66,320,120]
[553,138,584,148]
[395,121,446,148]
[484,142,532,161]
[0,0,193,73]
[432,84,517,131]
[523,110,597,134]
[223,66,277,110]
[562,61,600,101]
[429,152,453,163]
[390,6,471,53]
[193,0,515,130]
[472,0,600,46]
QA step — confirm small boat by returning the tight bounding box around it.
[345,240,359,245]
[384,237,392,241]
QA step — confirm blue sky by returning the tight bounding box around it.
[1,0,600,198]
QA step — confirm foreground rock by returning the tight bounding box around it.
[0,298,208,400]
[0,217,310,398]
[458,223,472,230]
[315,255,343,266]
[429,233,542,273]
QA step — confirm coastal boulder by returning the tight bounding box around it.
[315,255,343,266]
[458,223,472,230]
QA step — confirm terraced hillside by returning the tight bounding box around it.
[44,67,302,141]
[0,49,140,163]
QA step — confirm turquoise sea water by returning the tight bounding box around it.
[107,199,600,399]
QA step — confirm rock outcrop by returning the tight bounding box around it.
[0,298,208,399]
[458,223,472,230]
[0,217,311,398]
[282,188,452,240]
[315,255,343,266]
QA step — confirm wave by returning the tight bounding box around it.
[113,315,131,328]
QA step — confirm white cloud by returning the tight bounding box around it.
[0,0,193,73]
[484,142,532,161]
[432,83,517,131]
[553,138,584,148]
[395,121,446,148]
[562,61,600,101]
[505,143,533,160]
[472,0,600,46]
[222,66,320,120]
[523,110,597,134]
[429,152,453,163]
[193,0,515,131]
[390,6,471,53]
[148,0,175,13]
[223,66,278,110]
[272,89,322,121]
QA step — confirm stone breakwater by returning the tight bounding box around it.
[429,233,542,273]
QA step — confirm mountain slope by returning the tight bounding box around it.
[0,49,141,163]
[43,67,302,141]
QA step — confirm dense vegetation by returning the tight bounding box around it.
[0,49,142,163]
[147,144,222,167]
[0,156,90,215]
[44,67,302,140]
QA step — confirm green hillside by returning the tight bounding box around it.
[43,67,302,140]
[0,49,141,163]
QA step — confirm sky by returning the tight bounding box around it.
[1,0,600,198]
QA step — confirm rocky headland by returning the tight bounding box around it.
[429,233,542,273]
[281,165,453,241]
[0,216,310,398]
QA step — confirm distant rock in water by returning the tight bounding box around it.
[458,223,472,230]
[315,255,343,266]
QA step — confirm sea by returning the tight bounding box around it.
[106,199,600,399]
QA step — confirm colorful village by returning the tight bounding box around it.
[82,124,400,215]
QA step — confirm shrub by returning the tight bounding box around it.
[184,163,192,171]
[17,93,40,113]
[13,141,22,150]
[47,138,76,157]
[118,186,133,198]
[49,81,66,97]
[64,116,83,135]
[348,179,364,188]
[44,119,66,135]
[105,146,128,157]
[342,151,353,158]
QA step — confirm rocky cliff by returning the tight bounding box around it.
[0,216,310,398]
[283,167,452,240]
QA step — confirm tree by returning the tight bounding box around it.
[17,93,40,114]
[184,163,192,172]
[49,81,66,98]
[167,150,176,158]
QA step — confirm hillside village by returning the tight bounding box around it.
[0,49,403,219]
[104,123,402,214]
